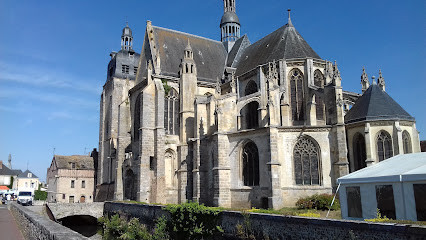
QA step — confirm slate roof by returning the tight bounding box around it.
[53,155,94,170]
[344,84,415,124]
[0,163,19,176]
[226,35,251,67]
[152,26,228,82]
[235,22,321,76]
[18,170,38,179]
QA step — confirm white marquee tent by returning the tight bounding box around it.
[337,152,426,221]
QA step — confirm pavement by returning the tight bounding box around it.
[0,204,24,240]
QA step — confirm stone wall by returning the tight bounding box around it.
[8,202,87,240]
[104,202,426,240]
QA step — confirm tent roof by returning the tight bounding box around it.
[337,152,426,184]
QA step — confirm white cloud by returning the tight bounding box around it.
[0,61,102,95]
[47,111,97,122]
[0,87,99,109]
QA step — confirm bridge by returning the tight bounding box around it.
[46,202,104,220]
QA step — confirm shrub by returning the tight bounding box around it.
[164,201,223,240]
[296,194,340,211]
[98,214,153,240]
[34,190,47,201]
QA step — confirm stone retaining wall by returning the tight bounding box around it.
[104,202,426,240]
[8,202,87,240]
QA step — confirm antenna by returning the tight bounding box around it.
[27,161,29,171]
[53,147,56,156]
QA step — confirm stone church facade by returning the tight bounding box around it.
[96,1,421,209]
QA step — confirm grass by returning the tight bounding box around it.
[114,200,342,219]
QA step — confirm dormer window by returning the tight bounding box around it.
[28,173,32,178]
[122,65,130,74]
[70,162,76,169]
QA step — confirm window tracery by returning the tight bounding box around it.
[242,141,259,186]
[377,131,393,161]
[353,133,366,171]
[289,69,304,122]
[402,131,412,154]
[164,89,180,135]
[294,137,321,185]
[245,80,258,96]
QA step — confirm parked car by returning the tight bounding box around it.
[17,191,33,206]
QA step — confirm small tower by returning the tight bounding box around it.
[179,39,197,141]
[8,153,11,169]
[378,69,385,91]
[361,67,370,93]
[220,0,241,52]
[121,22,133,51]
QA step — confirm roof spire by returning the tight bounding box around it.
[287,9,293,26]
[378,69,386,91]
[361,66,370,93]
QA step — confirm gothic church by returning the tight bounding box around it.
[96,1,421,209]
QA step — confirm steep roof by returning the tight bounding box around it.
[53,155,94,170]
[344,84,414,124]
[0,163,21,176]
[235,22,321,76]
[226,35,251,67]
[18,170,38,179]
[152,26,228,82]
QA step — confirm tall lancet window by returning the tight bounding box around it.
[290,69,304,123]
[314,70,325,121]
[134,94,142,142]
[164,89,180,135]
[242,141,259,186]
[402,131,412,154]
[353,133,367,171]
[377,131,393,161]
[294,136,321,185]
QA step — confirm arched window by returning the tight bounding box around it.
[314,70,324,88]
[242,141,259,186]
[245,80,258,96]
[294,136,321,185]
[290,69,304,122]
[377,131,393,161]
[164,89,180,135]
[134,94,142,142]
[240,101,259,129]
[402,131,412,154]
[124,169,136,200]
[353,133,366,171]
[165,150,176,187]
[314,70,325,121]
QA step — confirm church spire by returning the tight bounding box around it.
[8,153,11,169]
[121,22,133,51]
[287,9,293,27]
[220,0,241,52]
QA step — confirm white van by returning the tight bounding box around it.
[17,191,33,206]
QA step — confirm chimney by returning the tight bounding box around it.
[0,161,2,169]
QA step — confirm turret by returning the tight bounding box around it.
[220,0,241,52]
[121,22,133,51]
[179,40,197,141]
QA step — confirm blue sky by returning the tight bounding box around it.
[0,0,425,182]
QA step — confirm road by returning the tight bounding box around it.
[0,205,24,240]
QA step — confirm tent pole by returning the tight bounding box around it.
[326,182,341,218]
